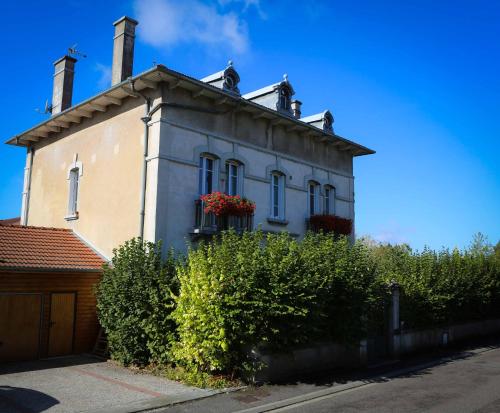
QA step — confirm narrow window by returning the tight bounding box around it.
[199,156,214,195]
[308,181,320,216]
[324,186,335,215]
[226,161,240,196]
[68,168,79,216]
[271,172,285,219]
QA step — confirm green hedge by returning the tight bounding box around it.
[172,230,379,375]
[96,232,500,377]
[369,239,500,329]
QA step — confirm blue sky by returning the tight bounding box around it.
[0,0,498,250]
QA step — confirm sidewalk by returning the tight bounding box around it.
[0,355,219,413]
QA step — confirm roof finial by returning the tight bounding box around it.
[228,60,233,67]
[283,73,288,82]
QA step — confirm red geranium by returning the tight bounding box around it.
[309,214,352,235]
[200,192,256,217]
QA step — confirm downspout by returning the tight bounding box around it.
[129,78,151,239]
[21,145,34,226]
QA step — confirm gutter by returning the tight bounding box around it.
[128,78,151,240]
[21,145,34,225]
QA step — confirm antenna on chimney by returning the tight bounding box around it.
[35,99,53,115]
[68,44,87,58]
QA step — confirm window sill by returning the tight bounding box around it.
[267,217,288,226]
[64,212,79,221]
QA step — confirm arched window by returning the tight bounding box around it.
[324,185,335,215]
[199,155,216,195]
[68,168,79,218]
[270,171,285,219]
[308,181,320,216]
[225,160,243,196]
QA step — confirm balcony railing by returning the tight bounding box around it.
[193,199,254,235]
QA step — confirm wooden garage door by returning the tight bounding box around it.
[48,292,76,357]
[0,293,42,362]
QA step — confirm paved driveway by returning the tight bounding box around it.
[0,355,215,413]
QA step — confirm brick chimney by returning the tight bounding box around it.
[51,56,77,115]
[112,16,138,85]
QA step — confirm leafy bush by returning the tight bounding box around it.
[366,235,500,329]
[172,230,378,375]
[96,238,178,365]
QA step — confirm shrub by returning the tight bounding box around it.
[95,238,178,365]
[367,236,500,329]
[172,230,378,375]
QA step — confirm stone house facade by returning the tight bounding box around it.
[6,16,374,259]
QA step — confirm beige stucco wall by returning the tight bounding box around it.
[27,97,149,258]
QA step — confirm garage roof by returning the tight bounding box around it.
[0,225,106,272]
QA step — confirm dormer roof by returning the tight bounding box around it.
[242,74,295,116]
[201,61,240,95]
[301,110,334,134]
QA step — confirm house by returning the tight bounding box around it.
[5,16,374,260]
[0,224,105,362]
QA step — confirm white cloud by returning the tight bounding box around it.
[94,63,111,90]
[372,220,416,245]
[134,0,250,54]
[218,0,266,19]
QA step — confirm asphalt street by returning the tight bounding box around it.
[154,339,500,413]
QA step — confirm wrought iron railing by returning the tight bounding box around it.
[193,199,253,235]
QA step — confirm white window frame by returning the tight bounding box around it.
[308,181,320,216]
[324,185,335,215]
[199,155,217,195]
[225,160,243,196]
[270,171,285,220]
[65,159,82,221]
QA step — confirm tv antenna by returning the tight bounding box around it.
[35,99,53,115]
[68,44,87,58]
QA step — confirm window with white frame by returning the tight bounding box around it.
[225,160,242,196]
[199,155,215,195]
[324,185,335,215]
[68,168,79,217]
[270,172,285,219]
[308,181,320,216]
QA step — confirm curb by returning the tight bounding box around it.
[234,344,499,413]
[87,386,247,413]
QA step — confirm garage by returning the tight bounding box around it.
[0,224,105,362]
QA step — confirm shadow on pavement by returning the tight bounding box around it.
[0,385,59,413]
[0,354,102,375]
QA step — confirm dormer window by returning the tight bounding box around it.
[279,86,292,111]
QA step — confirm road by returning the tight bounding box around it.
[155,340,500,413]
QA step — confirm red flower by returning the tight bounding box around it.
[200,192,256,217]
[309,214,352,235]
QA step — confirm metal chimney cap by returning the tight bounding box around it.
[113,16,139,26]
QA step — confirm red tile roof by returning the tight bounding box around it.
[0,217,20,226]
[0,225,106,272]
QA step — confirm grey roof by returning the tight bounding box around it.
[300,111,331,124]
[5,65,374,156]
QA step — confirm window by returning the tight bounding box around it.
[199,156,215,195]
[324,185,335,215]
[308,181,320,216]
[270,172,285,219]
[68,168,79,217]
[279,87,291,111]
[226,161,241,196]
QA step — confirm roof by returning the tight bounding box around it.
[5,65,375,156]
[300,111,332,124]
[0,217,20,226]
[0,225,106,272]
